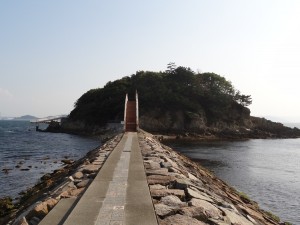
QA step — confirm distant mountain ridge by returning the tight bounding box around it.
[13,115,38,121]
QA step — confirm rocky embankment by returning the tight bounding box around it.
[2,134,122,225]
[139,131,289,225]
[54,115,300,140]
[140,110,300,140]
[3,131,290,225]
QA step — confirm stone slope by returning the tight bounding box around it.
[139,131,285,225]
[8,131,289,225]
[7,135,123,225]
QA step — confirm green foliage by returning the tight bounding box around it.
[234,91,252,106]
[69,65,252,126]
[0,197,14,217]
[264,210,281,223]
[238,191,251,203]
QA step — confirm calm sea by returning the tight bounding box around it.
[0,120,100,199]
[165,129,300,224]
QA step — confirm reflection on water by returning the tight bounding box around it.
[164,138,300,224]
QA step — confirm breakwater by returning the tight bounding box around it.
[139,131,285,225]
[3,131,289,225]
[165,138,300,224]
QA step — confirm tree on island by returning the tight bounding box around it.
[69,64,252,129]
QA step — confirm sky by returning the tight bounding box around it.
[1,1,300,122]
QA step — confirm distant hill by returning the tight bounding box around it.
[63,65,252,134]
[13,115,38,121]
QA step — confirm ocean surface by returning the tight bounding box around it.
[165,130,300,224]
[0,120,100,199]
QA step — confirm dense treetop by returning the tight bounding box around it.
[69,64,252,126]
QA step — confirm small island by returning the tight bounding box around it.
[56,64,300,139]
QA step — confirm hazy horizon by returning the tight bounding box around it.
[1,1,300,121]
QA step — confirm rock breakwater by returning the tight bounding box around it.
[139,131,288,225]
[3,131,290,225]
[2,134,122,225]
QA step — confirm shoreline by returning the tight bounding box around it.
[139,131,288,225]
[1,131,292,225]
[0,133,123,225]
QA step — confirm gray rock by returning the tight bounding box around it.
[160,161,173,168]
[160,214,208,225]
[76,179,90,188]
[188,172,199,181]
[174,178,193,190]
[163,157,180,169]
[187,188,214,203]
[147,175,176,185]
[92,161,103,166]
[149,184,166,190]
[144,156,164,163]
[179,207,207,220]
[238,204,264,221]
[150,189,185,198]
[161,195,187,208]
[82,165,100,174]
[144,160,161,170]
[191,179,204,187]
[247,215,258,224]
[221,208,254,225]
[27,198,58,219]
[154,203,175,217]
[68,182,77,189]
[73,171,84,179]
[146,168,169,176]
[207,219,230,225]
[188,198,222,219]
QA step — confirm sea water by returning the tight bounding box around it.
[0,120,100,199]
[166,135,300,224]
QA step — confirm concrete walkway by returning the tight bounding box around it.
[63,132,157,225]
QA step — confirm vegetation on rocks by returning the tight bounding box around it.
[263,210,281,223]
[0,197,14,217]
[65,64,252,132]
[71,64,252,126]
[62,63,300,138]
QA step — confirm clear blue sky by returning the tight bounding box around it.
[1,1,300,122]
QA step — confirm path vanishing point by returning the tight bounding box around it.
[40,93,158,225]
[14,91,285,225]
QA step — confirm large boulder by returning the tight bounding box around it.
[150,189,185,199]
[154,203,175,217]
[160,214,208,225]
[27,198,58,219]
[188,198,222,219]
[221,208,254,225]
[187,188,214,203]
[147,175,176,185]
[161,195,187,208]
[76,179,90,188]
[73,171,84,179]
